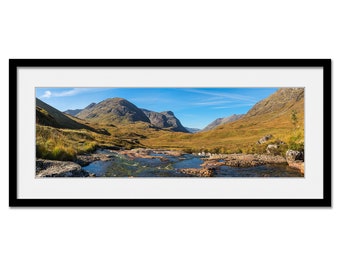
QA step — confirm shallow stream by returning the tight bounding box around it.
[82,149,303,177]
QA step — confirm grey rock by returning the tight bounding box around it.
[266,144,278,154]
[286,150,304,162]
[36,159,90,177]
[257,134,273,144]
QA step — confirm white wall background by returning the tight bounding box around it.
[0,1,337,269]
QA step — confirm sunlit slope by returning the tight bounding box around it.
[140,88,304,153]
[36,98,91,130]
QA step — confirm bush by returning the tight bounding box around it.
[288,133,304,152]
[288,142,304,152]
[52,146,76,161]
[36,143,76,161]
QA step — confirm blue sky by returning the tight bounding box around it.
[36,87,278,129]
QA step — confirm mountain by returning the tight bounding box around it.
[185,127,201,133]
[142,109,189,133]
[36,98,93,130]
[75,98,188,133]
[63,109,82,116]
[84,102,96,110]
[64,103,96,116]
[197,87,305,147]
[76,98,151,124]
[246,88,304,117]
[201,114,244,131]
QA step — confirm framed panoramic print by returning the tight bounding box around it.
[9,59,331,207]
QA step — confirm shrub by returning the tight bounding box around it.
[51,145,76,161]
[236,148,243,154]
[36,143,76,161]
[288,133,304,152]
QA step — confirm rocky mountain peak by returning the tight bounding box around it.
[246,88,304,117]
[141,109,188,133]
[76,97,151,123]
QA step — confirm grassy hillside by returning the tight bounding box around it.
[36,98,109,134]
[36,98,91,130]
[36,121,183,161]
[140,88,304,154]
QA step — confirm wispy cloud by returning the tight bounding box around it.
[41,90,52,98]
[39,87,113,98]
[212,103,255,109]
[193,100,233,106]
[183,88,258,103]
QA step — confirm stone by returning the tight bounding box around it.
[266,144,279,154]
[36,159,90,177]
[286,150,304,162]
[257,134,273,144]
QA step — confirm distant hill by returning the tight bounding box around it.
[76,98,151,124]
[201,114,244,131]
[64,103,96,116]
[63,109,82,116]
[142,109,188,133]
[185,127,201,133]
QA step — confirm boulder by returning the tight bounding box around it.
[286,150,304,162]
[257,134,273,144]
[286,150,304,174]
[266,144,278,154]
[36,159,90,177]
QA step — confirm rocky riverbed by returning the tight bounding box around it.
[36,148,304,177]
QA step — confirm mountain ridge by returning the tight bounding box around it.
[73,97,188,133]
[141,109,188,132]
[201,114,244,131]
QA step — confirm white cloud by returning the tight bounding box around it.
[54,87,113,97]
[41,90,52,98]
[39,87,113,98]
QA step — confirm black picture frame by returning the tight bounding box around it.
[9,59,331,207]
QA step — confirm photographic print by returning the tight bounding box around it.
[35,87,305,178]
[9,59,331,207]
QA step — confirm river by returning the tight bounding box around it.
[82,149,303,177]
